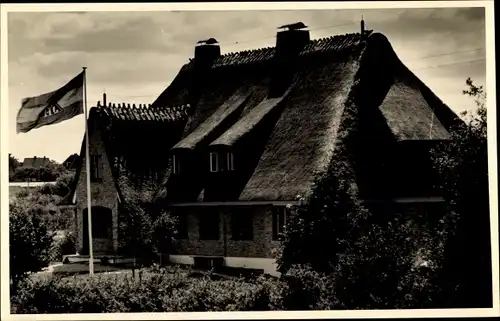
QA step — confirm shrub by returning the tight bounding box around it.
[118,202,155,268]
[38,172,74,198]
[11,267,287,313]
[10,198,54,292]
[430,78,491,307]
[49,231,76,263]
[11,190,73,231]
[152,210,178,265]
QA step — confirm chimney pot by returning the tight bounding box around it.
[194,38,221,66]
[276,21,310,54]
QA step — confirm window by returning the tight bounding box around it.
[172,154,180,175]
[231,212,253,240]
[227,152,235,171]
[176,212,189,239]
[272,207,287,241]
[210,152,219,173]
[90,155,103,182]
[199,212,220,240]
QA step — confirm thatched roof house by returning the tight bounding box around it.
[61,22,463,270]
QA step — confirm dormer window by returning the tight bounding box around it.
[210,152,219,172]
[227,152,235,171]
[172,154,181,175]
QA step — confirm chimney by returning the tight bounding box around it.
[103,93,107,107]
[275,22,310,55]
[194,38,221,67]
[269,22,309,97]
[361,16,365,35]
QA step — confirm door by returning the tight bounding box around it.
[82,206,113,255]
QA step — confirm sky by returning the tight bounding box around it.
[6,6,487,163]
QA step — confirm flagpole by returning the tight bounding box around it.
[83,67,94,276]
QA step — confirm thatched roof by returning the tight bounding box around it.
[173,90,250,150]
[59,103,189,205]
[62,28,463,206]
[210,91,292,147]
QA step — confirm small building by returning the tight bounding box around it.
[60,21,463,276]
[20,156,51,169]
[62,154,80,171]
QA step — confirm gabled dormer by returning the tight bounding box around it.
[208,149,235,173]
[169,148,193,177]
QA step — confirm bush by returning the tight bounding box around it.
[11,190,73,231]
[10,198,54,292]
[38,172,75,198]
[118,202,155,267]
[153,211,178,265]
[430,78,491,307]
[49,231,76,263]
[11,267,286,313]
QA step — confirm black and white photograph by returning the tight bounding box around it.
[1,1,498,318]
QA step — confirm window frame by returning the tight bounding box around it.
[90,154,103,182]
[172,154,180,175]
[210,152,219,173]
[272,207,287,241]
[175,212,189,239]
[227,151,235,171]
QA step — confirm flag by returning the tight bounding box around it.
[16,71,85,134]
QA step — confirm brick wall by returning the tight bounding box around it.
[173,206,280,259]
[75,119,119,255]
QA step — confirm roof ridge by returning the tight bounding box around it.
[181,31,365,71]
[93,103,191,122]
[96,102,190,110]
[217,31,363,61]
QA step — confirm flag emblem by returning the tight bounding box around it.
[16,71,85,134]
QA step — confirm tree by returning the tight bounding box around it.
[430,77,491,307]
[9,154,21,177]
[276,163,447,309]
[38,171,75,197]
[276,164,369,274]
[10,158,68,183]
[10,196,54,292]
[152,210,178,265]
[118,202,154,276]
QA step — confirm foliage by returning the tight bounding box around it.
[11,266,286,313]
[152,211,178,265]
[10,198,54,292]
[276,164,451,309]
[38,172,75,198]
[430,77,491,307]
[10,158,68,182]
[118,202,155,267]
[9,154,21,172]
[10,190,73,232]
[275,73,464,309]
[49,231,77,263]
